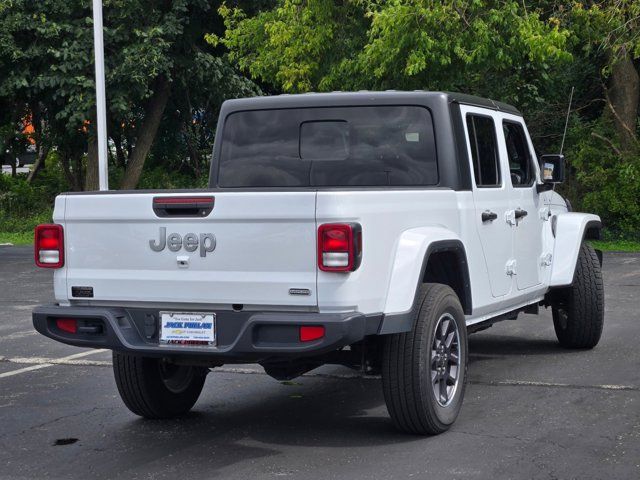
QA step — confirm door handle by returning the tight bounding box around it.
[515,208,528,219]
[481,210,498,222]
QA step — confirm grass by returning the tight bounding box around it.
[0,211,51,246]
[0,231,33,246]
[589,240,640,252]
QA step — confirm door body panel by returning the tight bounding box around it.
[499,114,545,291]
[460,106,513,298]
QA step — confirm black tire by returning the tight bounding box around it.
[382,283,468,435]
[552,242,604,349]
[112,352,207,419]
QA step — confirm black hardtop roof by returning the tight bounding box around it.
[221,91,521,116]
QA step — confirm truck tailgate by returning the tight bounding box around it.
[60,191,317,307]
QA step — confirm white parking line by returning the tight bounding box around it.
[210,368,640,391]
[8,356,112,366]
[0,355,638,392]
[0,330,38,341]
[0,363,52,378]
[0,349,107,379]
[471,379,639,391]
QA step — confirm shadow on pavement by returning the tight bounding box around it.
[72,375,420,479]
[468,333,566,357]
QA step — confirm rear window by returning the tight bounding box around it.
[218,106,438,187]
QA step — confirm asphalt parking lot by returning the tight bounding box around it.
[1,246,638,480]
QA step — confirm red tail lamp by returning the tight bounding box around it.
[56,318,77,334]
[300,325,325,342]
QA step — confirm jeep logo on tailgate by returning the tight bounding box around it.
[149,227,216,257]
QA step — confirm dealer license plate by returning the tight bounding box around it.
[159,311,216,346]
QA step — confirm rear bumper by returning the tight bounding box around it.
[32,305,381,362]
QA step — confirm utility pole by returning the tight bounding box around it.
[92,0,109,190]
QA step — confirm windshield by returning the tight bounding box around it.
[217,105,438,187]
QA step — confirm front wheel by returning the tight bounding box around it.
[382,283,468,435]
[552,242,604,349]
[113,352,207,419]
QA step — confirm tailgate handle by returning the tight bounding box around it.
[153,196,215,218]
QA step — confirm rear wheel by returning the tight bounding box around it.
[113,352,207,419]
[382,283,468,435]
[552,242,604,349]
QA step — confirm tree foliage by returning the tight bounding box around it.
[0,0,258,190]
[218,1,571,106]
[572,0,640,61]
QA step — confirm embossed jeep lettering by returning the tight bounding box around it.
[149,227,216,257]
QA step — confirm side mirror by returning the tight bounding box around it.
[537,154,565,192]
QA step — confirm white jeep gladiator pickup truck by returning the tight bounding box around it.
[33,92,604,435]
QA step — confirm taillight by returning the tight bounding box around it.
[300,325,325,342]
[56,318,77,334]
[318,223,362,272]
[35,224,64,268]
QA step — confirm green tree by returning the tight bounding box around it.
[0,0,258,190]
[571,0,640,151]
[218,0,571,108]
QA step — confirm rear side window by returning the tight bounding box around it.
[466,115,501,187]
[503,121,534,187]
[218,106,437,187]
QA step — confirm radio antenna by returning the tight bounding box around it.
[560,86,574,154]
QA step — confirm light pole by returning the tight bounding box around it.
[92,0,109,190]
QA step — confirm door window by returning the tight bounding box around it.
[466,115,501,188]
[503,121,534,187]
